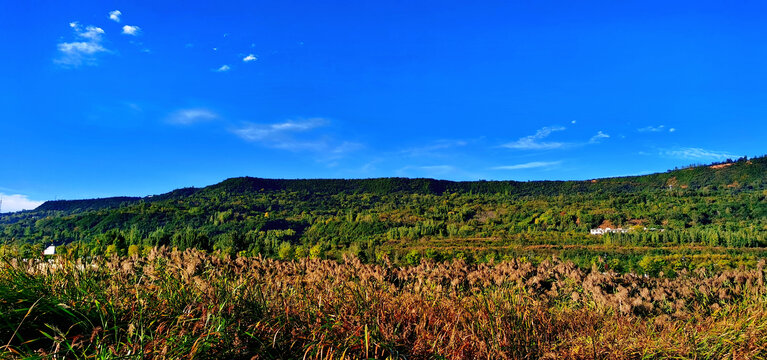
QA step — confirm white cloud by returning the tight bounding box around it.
[491,161,562,170]
[109,10,122,22]
[571,120,577,124]
[243,54,257,62]
[58,42,106,56]
[65,23,105,41]
[502,126,612,150]
[215,64,230,72]
[662,147,739,160]
[638,125,666,132]
[122,25,141,35]
[231,118,361,158]
[168,108,219,125]
[589,131,610,143]
[502,126,566,150]
[82,27,104,40]
[56,22,108,66]
[0,193,44,213]
[669,128,676,133]
[233,118,325,142]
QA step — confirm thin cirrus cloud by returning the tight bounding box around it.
[167,108,219,125]
[231,118,362,156]
[109,10,121,22]
[662,147,740,161]
[122,25,141,36]
[501,126,566,150]
[232,118,325,145]
[501,126,609,150]
[638,125,675,133]
[589,131,610,143]
[0,193,45,213]
[215,65,231,72]
[55,22,108,67]
[491,161,562,170]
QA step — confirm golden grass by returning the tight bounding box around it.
[1,248,766,359]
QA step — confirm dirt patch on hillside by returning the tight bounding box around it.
[710,163,734,169]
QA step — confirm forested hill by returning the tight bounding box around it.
[35,197,141,213]
[1,156,766,263]
[34,187,200,212]
[33,155,767,213]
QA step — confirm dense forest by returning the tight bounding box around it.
[2,155,766,273]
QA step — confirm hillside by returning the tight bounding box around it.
[1,156,766,270]
[30,154,767,213]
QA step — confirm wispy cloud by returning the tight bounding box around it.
[638,125,675,133]
[122,25,141,36]
[108,10,122,22]
[502,126,610,150]
[243,54,257,62]
[0,193,44,213]
[168,108,219,125]
[662,147,739,160]
[400,139,468,157]
[233,118,326,142]
[232,118,363,160]
[491,161,562,170]
[501,126,566,150]
[589,131,610,143]
[215,64,230,72]
[55,22,108,67]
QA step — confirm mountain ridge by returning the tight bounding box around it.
[33,155,767,214]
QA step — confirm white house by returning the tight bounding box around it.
[590,227,630,235]
[43,245,56,256]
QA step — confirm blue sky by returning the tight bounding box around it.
[2,0,766,211]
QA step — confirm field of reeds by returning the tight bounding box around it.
[2,248,767,359]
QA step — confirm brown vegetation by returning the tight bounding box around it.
[1,248,767,359]
[710,163,735,169]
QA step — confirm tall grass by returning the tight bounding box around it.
[1,248,766,359]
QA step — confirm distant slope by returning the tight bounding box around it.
[33,155,767,213]
[35,197,142,212]
[2,155,765,255]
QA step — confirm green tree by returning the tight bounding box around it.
[278,241,293,260]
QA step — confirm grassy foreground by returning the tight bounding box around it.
[1,248,767,359]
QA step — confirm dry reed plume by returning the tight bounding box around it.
[1,248,766,359]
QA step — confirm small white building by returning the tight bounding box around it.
[590,227,630,235]
[43,245,56,256]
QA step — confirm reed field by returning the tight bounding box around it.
[2,248,767,359]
